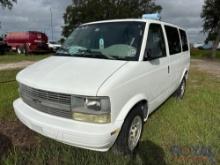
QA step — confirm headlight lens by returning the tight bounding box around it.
[71,96,111,124]
[72,113,111,124]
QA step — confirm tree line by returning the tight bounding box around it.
[201,0,220,58]
[0,0,16,9]
[62,0,162,37]
[1,0,220,58]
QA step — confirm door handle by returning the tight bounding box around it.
[168,65,170,74]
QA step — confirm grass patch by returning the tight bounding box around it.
[191,48,220,59]
[0,69,19,120]
[0,53,50,64]
[0,68,219,165]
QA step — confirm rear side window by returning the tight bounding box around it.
[180,29,189,51]
[165,26,181,55]
[144,24,166,60]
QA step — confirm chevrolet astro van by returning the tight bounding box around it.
[13,16,190,154]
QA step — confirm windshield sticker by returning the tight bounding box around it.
[128,49,137,57]
[99,38,104,49]
[95,28,100,32]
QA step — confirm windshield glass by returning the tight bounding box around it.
[56,22,145,61]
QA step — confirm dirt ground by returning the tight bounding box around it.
[191,59,220,78]
[0,121,39,160]
[0,121,38,147]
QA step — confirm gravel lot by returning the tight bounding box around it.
[0,61,34,71]
[191,59,220,78]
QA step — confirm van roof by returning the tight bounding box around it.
[82,18,186,31]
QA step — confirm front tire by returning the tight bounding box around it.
[17,47,22,54]
[113,105,144,154]
[17,46,27,55]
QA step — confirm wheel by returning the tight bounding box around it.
[17,47,22,54]
[175,78,186,99]
[113,105,144,154]
[17,46,28,55]
[22,47,27,55]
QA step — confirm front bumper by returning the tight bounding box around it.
[13,98,123,152]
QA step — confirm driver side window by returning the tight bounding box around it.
[144,24,166,61]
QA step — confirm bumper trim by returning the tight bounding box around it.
[13,98,123,152]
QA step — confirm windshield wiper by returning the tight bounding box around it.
[57,47,68,52]
[55,47,71,56]
[77,49,116,60]
[56,47,117,60]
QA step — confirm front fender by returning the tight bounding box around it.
[115,94,148,122]
[180,68,189,84]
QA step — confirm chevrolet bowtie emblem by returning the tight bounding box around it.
[32,98,41,104]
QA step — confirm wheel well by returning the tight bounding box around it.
[127,100,148,120]
[184,70,188,80]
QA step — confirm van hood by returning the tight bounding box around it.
[17,56,127,96]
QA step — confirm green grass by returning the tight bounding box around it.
[0,53,49,64]
[191,48,220,59]
[0,68,219,165]
[0,69,19,120]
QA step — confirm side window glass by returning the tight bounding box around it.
[165,26,181,55]
[144,24,166,61]
[180,30,189,51]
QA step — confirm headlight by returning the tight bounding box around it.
[71,96,111,124]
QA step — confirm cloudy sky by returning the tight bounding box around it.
[0,0,205,43]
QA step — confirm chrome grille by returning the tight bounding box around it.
[20,84,72,119]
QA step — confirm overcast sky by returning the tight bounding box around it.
[0,0,205,43]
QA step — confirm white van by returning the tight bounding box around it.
[13,17,190,154]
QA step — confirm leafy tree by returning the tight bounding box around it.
[201,0,220,58]
[0,0,16,29]
[205,31,218,44]
[62,0,162,37]
[0,0,16,9]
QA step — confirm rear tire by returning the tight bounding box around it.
[23,47,27,55]
[17,45,28,55]
[17,47,22,54]
[175,78,186,99]
[113,105,144,155]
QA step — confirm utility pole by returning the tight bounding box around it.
[50,8,54,41]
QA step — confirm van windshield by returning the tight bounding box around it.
[56,22,145,61]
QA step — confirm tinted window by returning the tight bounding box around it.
[180,29,189,51]
[165,26,181,55]
[144,24,166,60]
